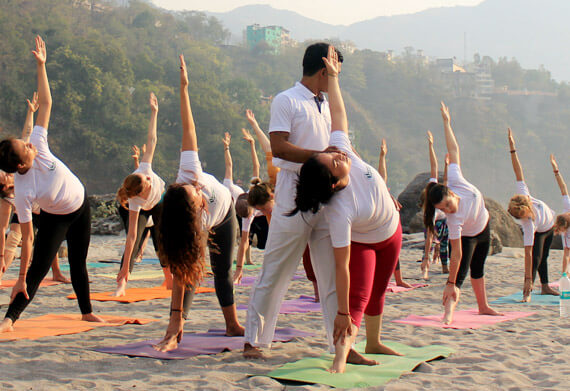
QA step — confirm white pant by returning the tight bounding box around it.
[245,170,337,350]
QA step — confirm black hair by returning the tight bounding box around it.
[423,182,451,233]
[302,43,344,76]
[289,155,338,216]
[247,178,274,207]
[0,139,23,174]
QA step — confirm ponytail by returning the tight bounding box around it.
[116,174,144,208]
[423,182,449,234]
[507,195,535,220]
[248,178,274,208]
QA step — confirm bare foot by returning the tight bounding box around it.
[226,324,245,336]
[0,318,14,333]
[134,255,142,264]
[441,264,449,274]
[421,262,429,280]
[541,284,560,296]
[479,306,503,316]
[396,280,413,289]
[522,293,532,303]
[243,343,265,359]
[365,342,403,356]
[244,260,254,266]
[52,273,71,284]
[81,313,106,323]
[112,279,127,297]
[346,349,378,366]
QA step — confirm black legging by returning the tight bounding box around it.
[531,228,553,285]
[181,204,236,319]
[453,222,490,288]
[118,202,162,272]
[5,193,92,322]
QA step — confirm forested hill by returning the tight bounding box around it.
[0,0,568,209]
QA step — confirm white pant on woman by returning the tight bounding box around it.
[245,169,337,350]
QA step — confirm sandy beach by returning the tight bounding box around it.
[0,235,569,390]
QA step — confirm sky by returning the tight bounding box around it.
[151,0,485,25]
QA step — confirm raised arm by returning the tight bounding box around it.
[378,138,387,181]
[440,102,459,166]
[179,55,198,152]
[443,153,450,186]
[507,128,525,182]
[32,36,51,130]
[241,128,260,179]
[21,92,38,142]
[323,46,347,134]
[141,93,158,164]
[245,109,271,154]
[550,154,568,196]
[222,132,232,181]
[427,130,438,179]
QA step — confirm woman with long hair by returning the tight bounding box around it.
[114,93,171,296]
[291,46,402,373]
[550,154,570,274]
[153,55,244,352]
[506,129,559,301]
[422,102,502,325]
[0,36,103,333]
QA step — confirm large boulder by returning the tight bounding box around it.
[484,198,523,248]
[88,194,123,235]
[397,172,443,233]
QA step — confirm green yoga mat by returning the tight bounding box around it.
[232,261,261,270]
[96,270,166,281]
[266,341,453,388]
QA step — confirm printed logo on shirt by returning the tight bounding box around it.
[48,160,57,171]
[208,190,216,204]
[364,167,373,180]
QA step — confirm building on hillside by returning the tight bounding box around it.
[436,58,495,100]
[245,24,291,54]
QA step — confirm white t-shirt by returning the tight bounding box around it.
[429,177,446,222]
[325,131,399,248]
[562,195,570,248]
[268,82,331,173]
[128,162,165,212]
[176,151,232,230]
[446,164,489,240]
[14,126,84,224]
[222,178,263,233]
[514,181,555,246]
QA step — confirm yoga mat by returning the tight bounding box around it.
[67,286,215,303]
[232,261,261,270]
[0,278,62,290]
[94,327,313,360]
[491,292,560,306]
[266,341,453,388]
[60,262,111,271]
[237,295,321,314]
[95,270,166,281]
[393,309,536,329]
[0,314,156,341]
[386,282,428,293]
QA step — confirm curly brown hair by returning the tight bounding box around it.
[157,183,206,287]
[116,174,144,208]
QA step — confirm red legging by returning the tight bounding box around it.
[349,222,402,328]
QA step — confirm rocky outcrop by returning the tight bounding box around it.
[88,194,123,235]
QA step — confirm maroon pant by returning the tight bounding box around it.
[302,245,316,282]
[349,223,402,327]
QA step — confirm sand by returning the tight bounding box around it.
[0,235,569,390]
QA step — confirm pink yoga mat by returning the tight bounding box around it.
[393,309,536,329]
[386,282,428,293]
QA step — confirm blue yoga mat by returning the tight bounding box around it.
[491,291,559,306]
[60,262,112,271]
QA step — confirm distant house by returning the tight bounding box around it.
[245,24,291,54]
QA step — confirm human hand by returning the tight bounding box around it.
[442,283,460,305]
[245,109,257,125]
[131,145,140,161]
[11,278,29,302]
[32,35,47,65]
[390,194,402,211]
[380,138,387,157]
[153,316,184,352]
[550,154,558,171]
[179,54,188,87]
[241,128,254,144]
[233,267,243,285]
[427,130,433,145]
[222,132,231,148]
[149,92,158,112]
[323,145,341,154]
[507,128,516,150]
[332,313,352,345]
[27,92,39,113]
[523,278,532,299]
[116,266,129,283]
[440,102,451,124]
[322,45,340,77]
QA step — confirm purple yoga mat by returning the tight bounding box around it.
[94,328,313,360]
[237,295,321,314]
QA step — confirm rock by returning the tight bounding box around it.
[489,229,503,255]
[88,194,123,235]
[484,198,523,248]
[397,172,442,233]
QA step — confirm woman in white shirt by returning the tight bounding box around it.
[423,102,502,325]
[0,36,103,333]
[550,155,570,274]
[291,46,401,373]
[506,129,559,301]
[153,55,244,352]
[114,93,170,297]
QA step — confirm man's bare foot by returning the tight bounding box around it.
[396,280,413,289]
[541,284,560,296]
[52,273,71,284]
[365,342,403,356]
[0,318,14,333]
[346,349,378,366]
[441,264,449,274]
[81,313,106,323]
[243,343,265,359]
[112,279,127,297]
[479,306,504,316]
[226,324,245,336]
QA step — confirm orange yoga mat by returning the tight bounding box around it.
[67,285,215,303]
[0,313,156,341]
[0,278,62,290]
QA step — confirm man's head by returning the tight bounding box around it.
[302,43,344,92]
